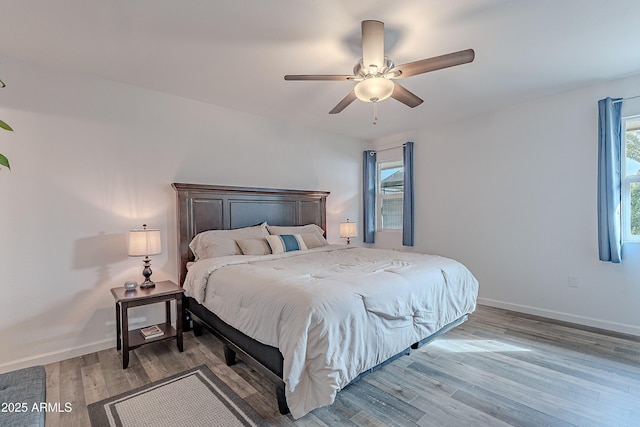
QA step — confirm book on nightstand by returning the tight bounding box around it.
[140,324,164,339]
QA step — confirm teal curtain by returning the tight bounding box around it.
[363,150,377,243]
[597,97,623,263]
[403,142,414,246]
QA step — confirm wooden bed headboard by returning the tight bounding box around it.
[172,183,330,285]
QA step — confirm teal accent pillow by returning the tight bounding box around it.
[266,234,308,254]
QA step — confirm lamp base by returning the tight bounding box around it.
[140,256,155,289]
[140,279,156,289]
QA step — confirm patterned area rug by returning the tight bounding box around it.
[88,365,271,427]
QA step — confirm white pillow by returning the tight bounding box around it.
[189,222,268,260]
[267,224,325,236]
[299,233,328,249]
[236,238,272,256]
[265,234,307,254]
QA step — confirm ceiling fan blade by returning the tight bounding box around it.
[391,83,423,108]
[362,20,385,70]
[285,74,355,81]
[389,49,475,78]
[329,90,357,114]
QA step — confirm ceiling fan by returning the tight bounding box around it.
[284,20,475,115]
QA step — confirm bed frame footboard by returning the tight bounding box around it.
[220,344,289,415]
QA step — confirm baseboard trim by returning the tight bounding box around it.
[478,297,640,337]
[0,339,114,374]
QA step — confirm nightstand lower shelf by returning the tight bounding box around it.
[128,322,177,350]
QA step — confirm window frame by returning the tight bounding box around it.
[376,159,404,231]
[622,115,640,242]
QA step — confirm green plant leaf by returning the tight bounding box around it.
[0,153,10,170]
[0,119,13,131]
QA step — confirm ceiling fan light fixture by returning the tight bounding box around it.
[284,19,475,115]
[354,77,394,103]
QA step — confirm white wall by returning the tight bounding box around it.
[0,57,365,372]
[371,74,640,336]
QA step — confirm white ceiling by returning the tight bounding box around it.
[1,0,640,140]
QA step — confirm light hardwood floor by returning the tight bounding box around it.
[44,305,640,426]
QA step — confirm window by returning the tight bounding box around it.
[622,116,640,241]
[377,160,404,230]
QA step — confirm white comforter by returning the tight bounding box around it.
[184,245,478,419]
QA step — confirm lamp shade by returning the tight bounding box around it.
[128,226,161,256]
[354,77,394,103]
[340,220,357,239]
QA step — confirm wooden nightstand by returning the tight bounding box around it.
[110,280,184,369]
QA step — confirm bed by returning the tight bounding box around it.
[173,183,478,419]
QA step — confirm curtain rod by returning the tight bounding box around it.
[369,143,406,154]
[612,95,640,104]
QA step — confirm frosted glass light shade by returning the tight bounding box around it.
[340,221,357,238]
[354,78,394,103]
[128,227,161,256]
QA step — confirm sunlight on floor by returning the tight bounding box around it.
[430,339,531,353]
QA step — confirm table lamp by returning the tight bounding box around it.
[340,219,357,245]
[128,224,161,289]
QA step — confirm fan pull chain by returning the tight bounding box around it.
[373,102,378,125]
